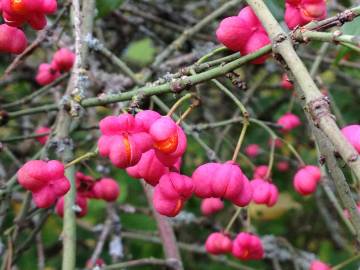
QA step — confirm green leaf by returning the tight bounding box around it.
[334,17,360,65]
[341,16,360,35]
[123,38,156,67]
[96,0,124,18]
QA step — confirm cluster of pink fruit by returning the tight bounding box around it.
[0,0,58,54]
[205,232,264,260]
[97,110,189,216]
[17,161,120,212]
[17,160,70,208]
[216,2,326,64]
[55,172,120,218]
[36,47,75,85]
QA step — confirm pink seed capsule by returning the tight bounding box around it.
[244,144,260,158]
[293,165,321,196]
[153,172,193,217]
[310,260,331,270]
[277,113,301,132]
[232,232,264,261]
[35,63,61,86]
[34,126,51,145]
[97,113,152,169]
[216,6,270,64]
[201,198,224,216]
[205,232,233,255]
[92,178,120,202]
[341,124,360,154]
[216,16,251,52]
[51,48,75,72]
[0,24,27,54]
[250,179,279,207]
[192,162,252,207]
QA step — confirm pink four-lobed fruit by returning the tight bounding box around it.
[277,113,301,132]
[36,63,61,86]
[232,232,264,260]
[93,178,120,202]
[285,0,327,30]
[205,232,233,255]
[1,0,58,30]
[341,124,360,154]
[201,197,224,216]
[245,144,260,158]
[153,172,193,217]
[17,160,70,208]
[250,179,279,207]
[293,165,321,195]
[98,113,152,169]
[192,161,253,207]
[216,6,270,64]
[310,260,331,270]
[34,126,51,145]
[0,23,27,54]
[51,48,75,72]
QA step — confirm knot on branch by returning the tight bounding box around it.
[85,34,103,51]
[273,33,288,49]
[226,72,247,91]
[337,10,356,25]
[170,77,192,93]
[319,155,326,166]
[332,30,343,44]
[129,92,146,114]
[291,28,307,43]
[166,258,183,270]
[52,137,74,156]
[308,96,333,127]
